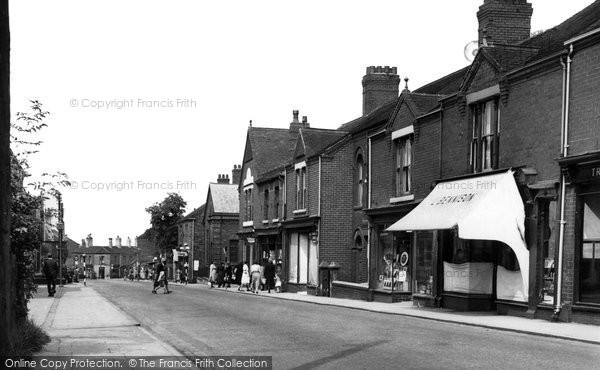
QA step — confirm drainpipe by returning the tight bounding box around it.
[368,137,372,209]
[555,44,573,320]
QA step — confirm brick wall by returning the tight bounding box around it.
[319,143,355,282]
[500,68,563,181]
[568,42,600,155]
[413,113,442,199]
[441,102,470,178]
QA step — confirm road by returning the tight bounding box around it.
[91,279,600,369]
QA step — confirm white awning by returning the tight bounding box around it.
[386,170,529,300]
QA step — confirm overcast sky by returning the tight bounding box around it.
[9,0,596,246]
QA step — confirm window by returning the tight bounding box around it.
[288,232,317,285]
[377,227,411,291]
[244,188,253,221]
[395,136,413,196]
[274,186,280,219]
[296,166,306,210]
[470,99,499,173]
[263,189,269,220]
[355,152,365,206]
[580,194,600,304]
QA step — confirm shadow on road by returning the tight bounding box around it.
[290,339,388,369]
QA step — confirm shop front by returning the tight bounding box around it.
[559,152,600,324]
[282,217,319,294]
[367,206,417,303]
[387,170,530,311]
[255,231,283,264]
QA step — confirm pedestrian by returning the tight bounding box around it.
[181,266,188,285]
[216,262,225,288]
[209,261,217,288]
[239,261,250,291]
[224,262,232,289]
[250,261,261,294]
[264,259,276,294]
[152,257,171,294]
[42,253,59,297]
[234,262,243,285]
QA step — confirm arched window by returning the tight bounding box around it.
[355,150,366,206]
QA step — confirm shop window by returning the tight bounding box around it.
[541,200,557,305]
[288,232,315,284]
[415,231,434,295]
[377,228,411,292]
[395,136,413,196]
[470,99,499,173]
[580,194,600,304]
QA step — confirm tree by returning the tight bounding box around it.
[9,102,68,321]
[146,193,186,257]
[0,0,12,356]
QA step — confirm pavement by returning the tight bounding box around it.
[28,279,600,358]
[28,282,182,356]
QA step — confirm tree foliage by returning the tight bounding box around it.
[145,193,186,256]
[10,101,69,321]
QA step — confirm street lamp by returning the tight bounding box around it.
[183,243,191,283]
[57,220,64,287]
[82,253,87,286]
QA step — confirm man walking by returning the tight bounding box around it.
[250,261,261,294]
[42,253,59,297]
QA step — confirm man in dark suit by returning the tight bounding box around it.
[43,253,59,297]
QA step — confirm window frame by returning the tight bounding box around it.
[470,98,500,173]
[395,135,413,196]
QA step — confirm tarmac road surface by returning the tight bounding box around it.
[92,279,600,369]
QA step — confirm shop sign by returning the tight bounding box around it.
[571,164,600,183]
[247,237,255,244]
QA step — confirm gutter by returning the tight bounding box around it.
[564,27,600,45]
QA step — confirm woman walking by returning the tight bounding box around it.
[239,261,250,291]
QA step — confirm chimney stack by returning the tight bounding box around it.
[289,110,303,132]
[127,237,131,247]
[302,116,310,128]
[108,238,113,247]
[86,234,93,247]
[217,174,230,184]
[477,0,533,46]
[362,66,400,116]
[81,239,86,248]
[116,235,122,248]
[232,164,242,185]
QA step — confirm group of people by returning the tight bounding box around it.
[209,259,282,294]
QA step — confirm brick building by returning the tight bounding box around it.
[283,126,348,293]
[385,0,600,324]
[204,171,240,269]
[238,115,304,266]
[176,204,205,280]
[555,3,600,325]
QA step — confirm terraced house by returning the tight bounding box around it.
[234,0,600,325]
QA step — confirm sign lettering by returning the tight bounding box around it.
[430,193,476,206]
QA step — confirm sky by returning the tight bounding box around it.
[8,0,596,246]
